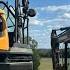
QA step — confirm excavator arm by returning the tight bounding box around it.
[51,27,70,70]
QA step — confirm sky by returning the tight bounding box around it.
[1,0,70,49]
[29,0,70,49]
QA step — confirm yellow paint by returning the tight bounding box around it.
[0,9,9,51]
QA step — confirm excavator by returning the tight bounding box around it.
[51,27,70,70]
[0,0,36,70]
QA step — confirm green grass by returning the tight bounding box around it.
[38,58,53,70]
[38,58,70,70]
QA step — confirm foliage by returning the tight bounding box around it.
[38,49,52,58]
[24,36,40,70]
[32,48,40,70]
[38,48,70,58]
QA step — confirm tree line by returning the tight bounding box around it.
[38,49,70,58]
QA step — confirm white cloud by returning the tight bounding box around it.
[29,16,70,27]
[30,4,70,27]
[29,16,47,26]
[47,18,63,23]
[29,17,40,25]
[36,5,70,12]
[63,13,70,18]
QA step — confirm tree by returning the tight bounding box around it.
[24,36,40,70]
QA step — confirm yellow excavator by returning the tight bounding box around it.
[0,0,36,70]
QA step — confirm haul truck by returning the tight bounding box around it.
[0,0,36,70]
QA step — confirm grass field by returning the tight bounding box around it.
[38,58,70,70]
[38,58,53,70]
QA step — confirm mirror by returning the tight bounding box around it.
[28,9,36,17]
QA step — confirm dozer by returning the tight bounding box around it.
[0,0,36,70]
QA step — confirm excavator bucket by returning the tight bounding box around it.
[0,9,9,51]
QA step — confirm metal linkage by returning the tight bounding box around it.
[51,27,70,70]
[51,30,60,70]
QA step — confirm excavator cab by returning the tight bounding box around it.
[0,0,36,70]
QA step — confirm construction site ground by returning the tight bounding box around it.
[38,58,53,70]
[38,58,70,70]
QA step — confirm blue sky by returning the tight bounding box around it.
[29,0,70,49]
[2,0,70,48]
